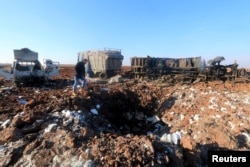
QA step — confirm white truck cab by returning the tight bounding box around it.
[42,59,60,79]
[11,48,60,86]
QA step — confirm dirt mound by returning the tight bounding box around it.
[0,66,250,166]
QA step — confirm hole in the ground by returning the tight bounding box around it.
[98,88,166,135]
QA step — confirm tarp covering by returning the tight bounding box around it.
[14,48,38,61]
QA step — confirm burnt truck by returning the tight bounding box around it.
[131,56,250,83]
[78,48,124,78]
[131,56,201,81]
[11,48,60,86]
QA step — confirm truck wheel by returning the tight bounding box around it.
[239,69,246,77]
[99,72,107,79]
[14,81,22,87]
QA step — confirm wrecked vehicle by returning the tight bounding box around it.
[78,48,124,78]
[131,56,250,83]
[131,56,201,82]
[11,48,60,86]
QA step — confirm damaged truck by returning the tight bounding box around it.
[11,48,60,87]
[78,48,124,78]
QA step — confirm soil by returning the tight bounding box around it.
[0,65,250,167]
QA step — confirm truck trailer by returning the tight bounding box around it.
[78,48,123,78]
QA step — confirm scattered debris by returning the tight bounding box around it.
[0,66,249,166]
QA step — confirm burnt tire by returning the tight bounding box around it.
[14,80,24,87]
[99,72,107,79]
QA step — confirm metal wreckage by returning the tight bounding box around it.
[13,47,249,85]
[77,48,249,83]
[130,56,250,83]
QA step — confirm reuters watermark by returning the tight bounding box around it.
[208,151,250,167]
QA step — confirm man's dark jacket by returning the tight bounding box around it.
[75,61,85,78]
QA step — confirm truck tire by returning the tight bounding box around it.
[99,72,107,79]
[14,80,23,87]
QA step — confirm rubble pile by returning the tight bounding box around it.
[0,66,250,166]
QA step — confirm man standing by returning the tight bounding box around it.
[72,59,88,94]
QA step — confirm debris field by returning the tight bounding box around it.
[0,65,250,166]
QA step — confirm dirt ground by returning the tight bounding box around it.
[0,65,250,166]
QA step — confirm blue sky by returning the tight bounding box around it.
[0,0,250,67]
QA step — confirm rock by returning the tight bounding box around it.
[0,140,26,166]
[44,123,57,133]
[10,116,25,128]
[65,133,76,148]
[90,109,98,115]
[181,136,196,150]
[1,119,11,129]
[109,75,122,84]
[134,111,144,120]
[24,99,36,109]
[160,131,182,145]
[169,146,184,167]
[0,127,23,143]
